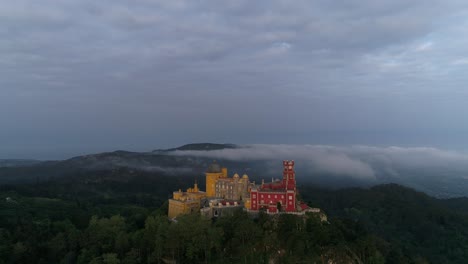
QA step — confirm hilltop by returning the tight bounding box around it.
[155,143,238,152]
[2,143,468,198]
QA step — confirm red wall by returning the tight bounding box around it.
[251,190,296,212]
[249,161,298,213]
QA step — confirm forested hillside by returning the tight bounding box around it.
[1,170,468,263]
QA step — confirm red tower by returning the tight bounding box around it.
[283,160,296,211]
[249,160,298,213]
[283,160,296,191]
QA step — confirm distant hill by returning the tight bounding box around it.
[300,183,468,263]
[0,159,41,167]
[439,197,468,214]
[0,143,255,185]
[1,143,468,199]
[156,143,238,152]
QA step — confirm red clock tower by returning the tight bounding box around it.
[283,160,296,211]
[249,160,299,213]
[283,160,296,191]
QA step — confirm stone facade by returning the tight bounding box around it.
[168,183,206,219]
[205,162,228,197]
[214,173,253,201]
[200,199,244,218]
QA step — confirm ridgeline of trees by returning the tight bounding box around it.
[1,169,468,263]
[1,205,386,263]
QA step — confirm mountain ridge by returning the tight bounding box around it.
[154,143,238,152]
[1,143,468,199]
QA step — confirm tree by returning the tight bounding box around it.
[87,215,127,254]
[12,242,27,263]
[115,232,130,257]
[48,232,67,260]
[102,253,120,264]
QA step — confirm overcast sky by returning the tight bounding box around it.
[2,0,468,159]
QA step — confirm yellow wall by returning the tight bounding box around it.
[205,171,224,197]
[244,198,251,210]
[168,183,206,218]
[168,199,184,218]
[168,199,200,218]
[173,189,183,200]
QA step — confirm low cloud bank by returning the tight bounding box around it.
[168,144,468,180]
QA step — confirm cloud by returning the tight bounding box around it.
[169,144,377,179]
[452,58,468,65]
[167,144,468,181]
[2,0,468,158]
[415,41,434,52]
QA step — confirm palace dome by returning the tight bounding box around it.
[206,161,222,173]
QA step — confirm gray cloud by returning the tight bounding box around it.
[1,0,468,158]
[168,144,468,181]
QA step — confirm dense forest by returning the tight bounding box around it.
[1,169,468,263]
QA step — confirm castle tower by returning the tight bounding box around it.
[283,160,296,191]
[205,161,226,197]
[283,160,296,212]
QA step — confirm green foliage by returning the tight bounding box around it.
[302,183,468,263]
[2,182,468,263]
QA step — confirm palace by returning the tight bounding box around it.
[168,183,206,219]
[250,160,303,213]
[168,160,319,219]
